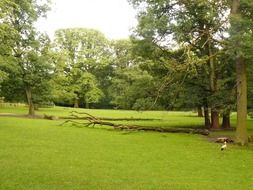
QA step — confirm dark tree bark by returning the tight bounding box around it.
[211,110,220,129]
[208,35,220,129]
[222,112,230,129]
[203,99,211,128]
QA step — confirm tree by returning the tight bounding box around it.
[108,39,167,110]
[0,0,52,116]
[109,65,158,110]
[53,28,109,108]
[129,0,232,128]
[0,0,17,87]
[248,65,253,112]
[229,0,253,145]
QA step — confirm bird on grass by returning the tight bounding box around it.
[221,141,227,151]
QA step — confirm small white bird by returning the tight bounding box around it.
[221,141,227,151]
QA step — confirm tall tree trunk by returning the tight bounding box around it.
[211,109,219,129]
[222,111,231,129]
[203,99,211,128]
[25,86,35,116]
[231,0,248,145]
[208,35,220,129]
[235,56,248,145]
[197,106,203,117]
[74,99,79,108]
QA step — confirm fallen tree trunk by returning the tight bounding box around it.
[60,116,160,121]
[61,111,209,136]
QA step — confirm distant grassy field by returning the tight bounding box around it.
[0,106,253,190]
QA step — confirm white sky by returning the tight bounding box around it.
[36,0,138,40]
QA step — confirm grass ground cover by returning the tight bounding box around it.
[0,107,253,190]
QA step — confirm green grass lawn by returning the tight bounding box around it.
[0,107,253,190]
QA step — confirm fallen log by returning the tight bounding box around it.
[61,111,209,136]
[60,116,159,121]
[59,111,160,121]
[114,124,209,135]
